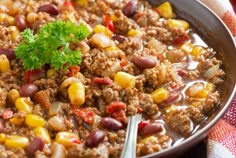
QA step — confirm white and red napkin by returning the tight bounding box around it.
[200,0,236,157]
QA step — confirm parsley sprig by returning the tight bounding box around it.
[15,20,91,70]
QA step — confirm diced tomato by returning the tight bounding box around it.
[120,57,128,66]
[91,77,113,85]
[106,101,127,123]
[68,65,80,77]
[106,101,126,114]
[24,69,45,83]
[2,109,13,120]
[63,1,75,7]
[173,34,190,46]
[105,15,114,33]
[73,108,95,124]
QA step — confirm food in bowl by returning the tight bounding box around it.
[0,0,225,157]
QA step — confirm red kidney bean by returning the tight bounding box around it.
[0,48,15,60]
[15,15,27,31]
[178,70,188,77]
[100,117,124,131]
[112,34,127,43]
[138,122,162,136]
[25,137,44,156]
[122,0,138,17]
[38,4,59,16]
[0,119,4,133]
[163,92,180,104]
[133,56,157,69]
[85,130,106,147]
[19,83,39,98]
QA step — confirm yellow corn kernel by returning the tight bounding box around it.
[68,82,85,106]
[205,82,215,92]
[0,13,6,22]
[8,26,20,41]
[195,89,209,98]
[93,24,113,37]
[76,0,88,6]
[191,102,202,108]
[127,29,141,36]
[114,72,136,89]
[55,132,79,147]
[139,136,158,144]
[10,117,24,126]
[5,135,29,148]
[90,33,112,48]
[181,42,193,54]
[33,127,51,144]
[192,46,204,57]
[47,68,56,78]
[110,14,118,21]
[151,88,169,103]
[167,19,189,30]
[15,97,33,113]
[7,16,15,25]
[25,114,46,128]
[0,133,6,143]
[105,46,119,51]
[7,89,20,104]
[0,54,10,73]
[163,105,177,114]
[157,2,175,19]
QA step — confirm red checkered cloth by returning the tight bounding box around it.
[200,0,236,157]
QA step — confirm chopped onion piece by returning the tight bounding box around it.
[203,64,220,79]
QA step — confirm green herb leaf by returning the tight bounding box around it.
[15,20,91,70]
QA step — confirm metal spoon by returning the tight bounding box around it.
[120,114,142,158]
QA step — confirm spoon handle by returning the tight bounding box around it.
[120,114,142,158]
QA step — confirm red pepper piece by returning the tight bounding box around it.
[2,109,13,120]
[24,69,45,83]
[173,34,190,46]
[105,15,114,33]
[91,77,113,85]
[73,108,95,124]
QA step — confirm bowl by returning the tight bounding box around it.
[144,0,236,157]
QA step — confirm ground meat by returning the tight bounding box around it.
[0,87,7,107]
[187,105,206,123]
[204,91,220,113]
[139,93,158,115]
[164,109,192,135]
[84,48,121,78]
[67,144,109,158]
[143,65,170,91]
[113,10,139,35]
[134,8,160,27]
